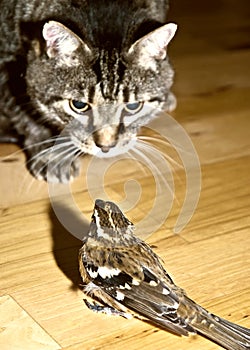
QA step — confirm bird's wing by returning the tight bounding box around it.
[107,264,196,336]
[81,245,196,336]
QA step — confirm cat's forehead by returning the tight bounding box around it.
[91,49,123,100]
[56,44,168,106]
[78,50,162,104]
[92,82,125,105]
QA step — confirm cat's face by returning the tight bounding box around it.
[26,21,177,157]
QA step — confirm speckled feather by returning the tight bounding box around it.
[79,199,250,350]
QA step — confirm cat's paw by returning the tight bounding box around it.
[28,157,81,183]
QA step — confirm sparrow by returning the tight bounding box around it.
[79,199,250,350]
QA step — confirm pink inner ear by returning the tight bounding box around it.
[43,22,62,49]
[42,20,91,59]
[149,23,177,53]
[42,21,81,59]
[128,23,177,60]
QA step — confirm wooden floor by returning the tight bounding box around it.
[1,1,250,349]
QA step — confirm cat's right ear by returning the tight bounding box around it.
[127,23,177,71]
[42,21,91,64]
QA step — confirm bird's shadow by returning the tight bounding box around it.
[49,201,90,290]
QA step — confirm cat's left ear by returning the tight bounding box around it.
[128,23,177,70]
[42,21,91,64]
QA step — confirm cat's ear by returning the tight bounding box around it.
[42,21,91,63]
[128,23,177,70]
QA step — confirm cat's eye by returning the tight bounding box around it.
[69,100,90,113]
[124,101,143,114]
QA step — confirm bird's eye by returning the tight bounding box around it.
[124,101,143,114]
[69,100,90,113]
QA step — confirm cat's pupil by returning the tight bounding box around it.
[70,100,90,112]
[126,102,140,110]
[125,102,143,113]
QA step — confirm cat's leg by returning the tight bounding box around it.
[7,110,80,182]
[0,66,19,143]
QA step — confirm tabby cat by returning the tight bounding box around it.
[0,0,177,182]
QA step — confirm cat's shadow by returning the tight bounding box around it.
[49,202,89,290]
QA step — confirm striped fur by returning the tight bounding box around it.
[0,0,176,182]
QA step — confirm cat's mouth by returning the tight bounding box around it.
[89,137,137,159]
[68,125,137,158]
[64,119,138,160]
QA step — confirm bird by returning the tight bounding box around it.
[79,199,250,350]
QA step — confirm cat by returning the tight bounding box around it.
[0,0,177,183]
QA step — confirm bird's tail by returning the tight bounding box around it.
[192,307,250,350]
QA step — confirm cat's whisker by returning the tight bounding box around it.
[0,147,26,162]
[34,144,77,174]
[0,136,69,168]
[45,145,81,182]
[139,135,172,148]
[0,136,71,163]
[137,138,183,170]
[17,139,77,193]
[18,142,73,191]
[48,144,80,169]
[131,145,170,193]
[18,156,51,197]
[134,142,166,177]
[24,136,71,152]
[127,149,149,176]
[135,141,182,205]
[20,148,71,195]
[19,138,77,193]
[26,140,74,169]
[19,169,45,198]
[137,139,184,190]
[31,135,70,143]
[135,141,181,205]
[139,135,192,156]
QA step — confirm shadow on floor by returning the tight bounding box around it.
[49,202,89,290]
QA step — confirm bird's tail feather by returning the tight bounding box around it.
[193,310,250,350]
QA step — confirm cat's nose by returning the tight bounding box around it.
[94,140,116,153]
[93,128,118,153]
[99,145,112,153]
